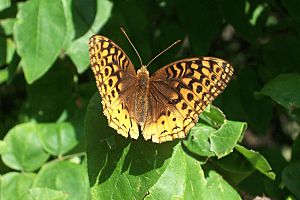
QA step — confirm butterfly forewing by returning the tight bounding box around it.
[143,57,234,143]
[89,35,139,139]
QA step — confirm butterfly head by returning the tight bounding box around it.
[137,65,149,76]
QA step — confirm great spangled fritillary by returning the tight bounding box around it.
[89,33,233,143]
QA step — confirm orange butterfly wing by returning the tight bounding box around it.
[143,57,234,143]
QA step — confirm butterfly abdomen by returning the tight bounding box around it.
[134,66,150,126]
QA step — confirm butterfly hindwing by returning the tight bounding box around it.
[143,57,234,143]
[89,35,139,139]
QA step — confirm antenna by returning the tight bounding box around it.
[146,40,181,67]
[120,27,143,66]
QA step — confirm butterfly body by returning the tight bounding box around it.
[89,35,233,143]
[134,66,150,127]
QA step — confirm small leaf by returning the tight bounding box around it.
[0,172,36,200]
[14,0,67,83]
[37,122,77,156]
[210,120,247,158]
[1,123,50,171]
[24,187,69,200]
[184,119,247,158]
[33,160,90,200]
[235,144,276,180]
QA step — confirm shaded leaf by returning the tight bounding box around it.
[282,161,300,199]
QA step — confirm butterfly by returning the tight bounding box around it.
[88,29,233,143]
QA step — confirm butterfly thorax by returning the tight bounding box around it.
[134,66,150,126]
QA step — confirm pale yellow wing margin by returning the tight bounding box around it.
[143,57,234,143]
[89,35,139,139]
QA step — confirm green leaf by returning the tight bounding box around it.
[33,160,90,200]
[86,94,240,200]
[37,122,77,156]
[183,123,217,157]
[66,0,113,73]
[0,172,36,200]
[14,0,67,84]
[235,144,276,180]
[24,188,69,200]
[260,74,300,111]
[184,118,246,158]
[0,0,10,12]
[282,161,300,199]
[1,123,50,171]
[210,120,246,158]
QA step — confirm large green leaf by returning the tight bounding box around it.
[14,0,67,84]
[1,123,50,171]
[0,172,36,200]
[66,0,113,73]
[33,160,90,200]
[86,93,240,200]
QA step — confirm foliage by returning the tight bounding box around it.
[0,0,299,199]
